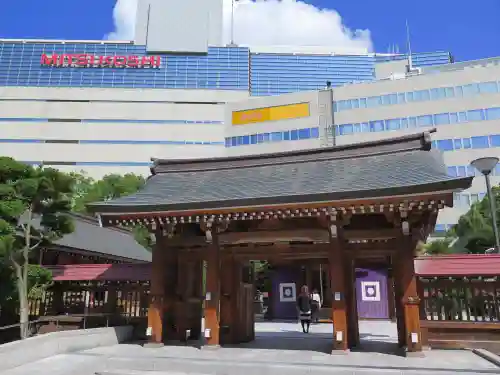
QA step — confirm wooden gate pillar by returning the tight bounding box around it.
[398,217,423,355]
[344,256,359,348]
[328,221,349,353]
[220,256,238,345]
[392,255,406,347]
[204,222,221,347]
[147,232,177,345]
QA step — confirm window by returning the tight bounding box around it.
[310,127,320,138]
[386,118,400,130]
[242,135,250,145]
[449,112,459,124]
[397,93,406,104]
[467,109,484,122]
[447,166,457,176]
[414,90,430,101]
[340,124,353,135]
[457,166,466,177]
[479,81,498,94]
[470,136,489,149]
[433,113,450,125]
[270,132,282,142]
[445,87,455,98]
[417,115,433,127]
[290,130,298,140]
[352,99,360,109]
[453,139,462,149]
[436,139,454,151]
[467,166,475,176]
[366,96,381,108]
[369,120,384,132]
[359,98,367,108]
[262,133,270,142]
[462,138,471,149]
[458,111,468,122]
[225,138,231,147]
[408,117,417,128]
[485,107,500,120]
[430,88,446,100]
[462,83,480,96]
[250,134,258,144]
[490,134,500,147]
[298,128,311,139]
[283,131,290,141]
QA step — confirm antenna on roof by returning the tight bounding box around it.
[405,19,413,71]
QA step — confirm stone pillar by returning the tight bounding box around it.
[398,218,423,355]
[204,223,221,347]
[328,222,349,353]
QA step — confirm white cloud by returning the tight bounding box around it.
[105,0,372,53]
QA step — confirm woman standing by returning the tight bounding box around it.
[296,285,312,333]
[310,289,322,323]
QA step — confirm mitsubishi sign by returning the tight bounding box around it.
[40,53,162,68]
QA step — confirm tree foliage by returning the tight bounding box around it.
[0,157,74,338]
[447,186,500,254]
[71,172,152,249]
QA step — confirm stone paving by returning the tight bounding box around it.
[4,321,500,375]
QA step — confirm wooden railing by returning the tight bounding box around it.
[418,277,500,350]
[29,280,150,319]
[419,277,500,322]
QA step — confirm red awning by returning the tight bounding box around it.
[415,254,500,277]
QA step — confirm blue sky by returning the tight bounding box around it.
[1,0,499,62]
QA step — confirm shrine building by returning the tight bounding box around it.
[87,129,472,354]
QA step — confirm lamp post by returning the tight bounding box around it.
[471,157,500,252]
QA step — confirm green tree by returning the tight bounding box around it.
[72,173,152,249]
[447,187,500,254]
[421,238,453,255]
[0,157,74,338]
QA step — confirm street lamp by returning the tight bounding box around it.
[471,157,500,252]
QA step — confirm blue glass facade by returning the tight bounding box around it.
[0,41,452,95]
[375,51,452,67]
[0,42,250,90]
[250,54,375,96]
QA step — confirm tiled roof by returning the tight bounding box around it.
[47,254,500,281]
[29,213,152,262]
[87,131,473,214]
[415,254,500,277]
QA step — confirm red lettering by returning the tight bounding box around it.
[114,56,127,67]
[41,54,161,68]
[141,55,161,68]
[40,53,59,66]
[127,56,139,67]
[58,54,76,67]
[75,54,89,67]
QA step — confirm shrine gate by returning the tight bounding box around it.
[88,130,472,355]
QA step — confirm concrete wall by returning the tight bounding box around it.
[332,63,500,227]
[0,326,133,372]
[0,87,249,178]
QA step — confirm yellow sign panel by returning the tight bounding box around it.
[232,102,310,126]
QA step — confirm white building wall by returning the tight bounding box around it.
[332,63,500,229]
[224,90,332,156]
[0,87,249,178]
